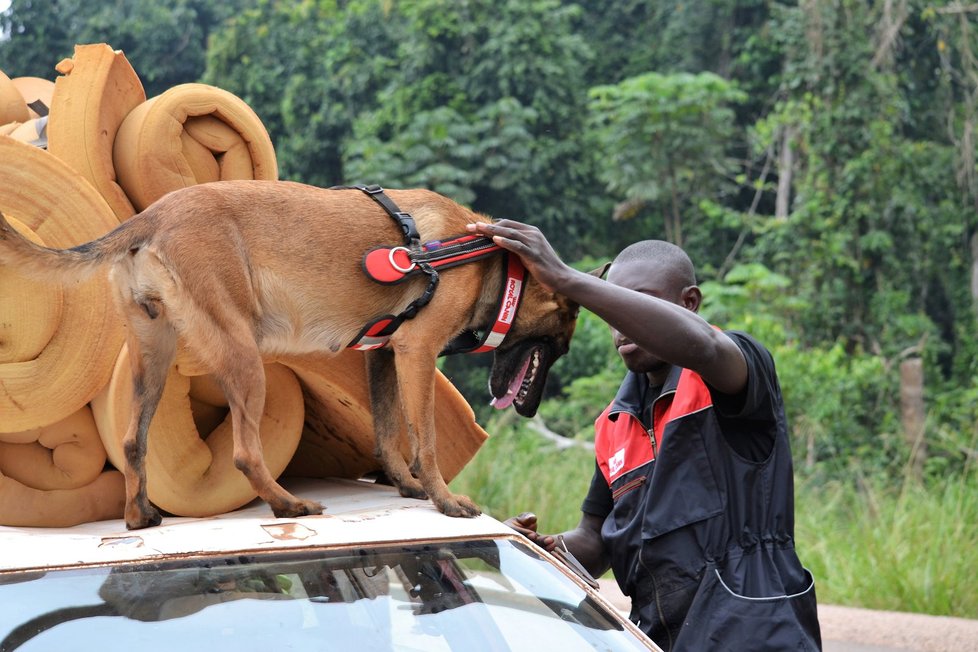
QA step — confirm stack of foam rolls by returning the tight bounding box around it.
[0,44,487,527]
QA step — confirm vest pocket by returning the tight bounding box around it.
[714,566,815,601]
[676,563,821,651]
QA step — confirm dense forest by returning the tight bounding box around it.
[3,0,978,488]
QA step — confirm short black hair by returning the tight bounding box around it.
[612,240,696,287]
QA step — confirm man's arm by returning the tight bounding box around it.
[467,219,747,394]
[506,512,611,578]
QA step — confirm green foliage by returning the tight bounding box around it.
[537,308,623,440]
[776,341,901,479]
[346,98,538,205]
[0,0,251,97]
[702,262,902,478]
[575,0,771,85]
[205,0,399,187]
[744,1,974,366]
[795,472,978,618]
[700,261,804,345]
[536,366,623,441]
[204,0,604,257]
[588,71,747,248]
[450,414,595,534]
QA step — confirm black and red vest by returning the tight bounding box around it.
[592,331,821,651]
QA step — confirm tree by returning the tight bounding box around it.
[343,0,602,259]
[588,71,747,251]
[1,0,251,97]
[205,0,399,187]
[744,1,973,360]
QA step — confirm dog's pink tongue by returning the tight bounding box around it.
[491,357,531,410]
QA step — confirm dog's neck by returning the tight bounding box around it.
[468,255,508,329]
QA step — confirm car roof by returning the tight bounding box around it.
[0,478,514,573]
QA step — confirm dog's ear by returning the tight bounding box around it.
[588,261,612,280]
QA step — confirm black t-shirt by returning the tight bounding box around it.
[581,459,613,518]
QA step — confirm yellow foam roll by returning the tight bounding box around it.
[0,70,29,125]
[0,469,126,527]
[0,407,108,490]
[0,138,125,433]
[0,406,126,526]
[11,76,55,118]
[279,352,379,480]
[113,83,278,212]
[91,345,305,517]
[47,43,146,222]
[0,215,63,366]
[278,351,488,484]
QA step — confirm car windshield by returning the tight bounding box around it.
[0,538,651,651]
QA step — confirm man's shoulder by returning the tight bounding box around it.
[721,329,776,369]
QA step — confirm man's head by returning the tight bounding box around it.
[605,240,701,375]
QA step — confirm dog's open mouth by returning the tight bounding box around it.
[489,341,554,417]
[490,347,541,410]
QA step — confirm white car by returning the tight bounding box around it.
[0,478,658,651]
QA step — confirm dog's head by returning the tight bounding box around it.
[488,278,580,417]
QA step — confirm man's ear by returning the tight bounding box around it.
[589,261,612,280]
[682,285,703,312]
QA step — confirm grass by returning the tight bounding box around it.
[452,418,978,619]
[451,413,596,535]
[795,472,978,618]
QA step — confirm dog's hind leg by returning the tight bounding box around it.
[121,307,177,530]
[365,349,426,499]
[392,345,481,518]
[215,337,323,519]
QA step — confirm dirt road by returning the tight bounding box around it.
[597,580,978,651]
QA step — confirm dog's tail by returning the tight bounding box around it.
[0,210,149,283]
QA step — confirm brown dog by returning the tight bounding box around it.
[0,180,579,529]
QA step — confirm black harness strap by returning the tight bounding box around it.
[332,184,440,350]
[334,184,523,355]
[354,184,421,242]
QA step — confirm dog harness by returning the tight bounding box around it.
[335,185,526,354]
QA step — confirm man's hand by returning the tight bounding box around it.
[466,220,572,294]
[504,512,556,552]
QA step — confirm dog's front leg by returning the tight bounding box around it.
[392,345,480,518]
[365,349,427,499]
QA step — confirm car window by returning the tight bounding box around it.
[0,538,652,651]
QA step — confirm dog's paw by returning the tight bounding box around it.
[435,494,482,518]
[126,506,163,530]
[397,479,428,500]
[272,498,324,519]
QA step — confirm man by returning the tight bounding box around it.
[467,219,822,651]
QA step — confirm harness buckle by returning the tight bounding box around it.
[394,212,419,241]
[388,246,416,274]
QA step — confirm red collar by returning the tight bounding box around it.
[442,252,526,355]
